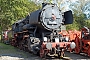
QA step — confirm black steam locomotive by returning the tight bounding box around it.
[11,3,73,58]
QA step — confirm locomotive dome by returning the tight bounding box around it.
[40,3,63,30]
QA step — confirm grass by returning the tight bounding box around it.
[0,42,41,60]
[0,43,15,49]
[0,42,31,58]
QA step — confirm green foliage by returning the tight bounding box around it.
[66,1,90,31]
[0,0,41,31]
[67,14,86,30]
[66,11,90,30]
[66,10,87,30]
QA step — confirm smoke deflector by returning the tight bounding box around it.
[64,10,73,25]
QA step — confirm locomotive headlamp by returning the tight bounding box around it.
[70,42,76,49]
[65,37,69,42]
[44,37,47,42]
[55,37,59,43]
[46,42,52,50]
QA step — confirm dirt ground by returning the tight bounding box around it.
[65,51,90,60]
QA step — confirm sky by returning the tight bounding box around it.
[82,2,90,19]
[31,0,80,11]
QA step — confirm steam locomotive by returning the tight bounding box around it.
[10,3,75,58]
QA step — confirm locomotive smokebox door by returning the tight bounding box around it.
[64,10,73,24]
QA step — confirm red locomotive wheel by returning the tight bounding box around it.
[40,48,45,58]
[75,36,80,53]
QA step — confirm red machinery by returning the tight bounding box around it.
[60,30,79,52]
[58,30,81,53]
[2,30,10,44]
[39,30,75,58]
[2,30,12,44]
[73,27,90,56]
[68,30,81,42]
[3,30,8,40]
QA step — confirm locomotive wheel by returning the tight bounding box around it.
[58,51,65,58]
[58,52,61,58]
[61,52,65,57]
[18,41,23,50]
[75,36,80,53]
[27,37,40,54]
[40,48,45,58]
[88,46,90,57]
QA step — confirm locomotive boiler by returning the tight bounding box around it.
[11,3,74,58]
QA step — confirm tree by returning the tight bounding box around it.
[66,0,90,30]
[0,0,40,31]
